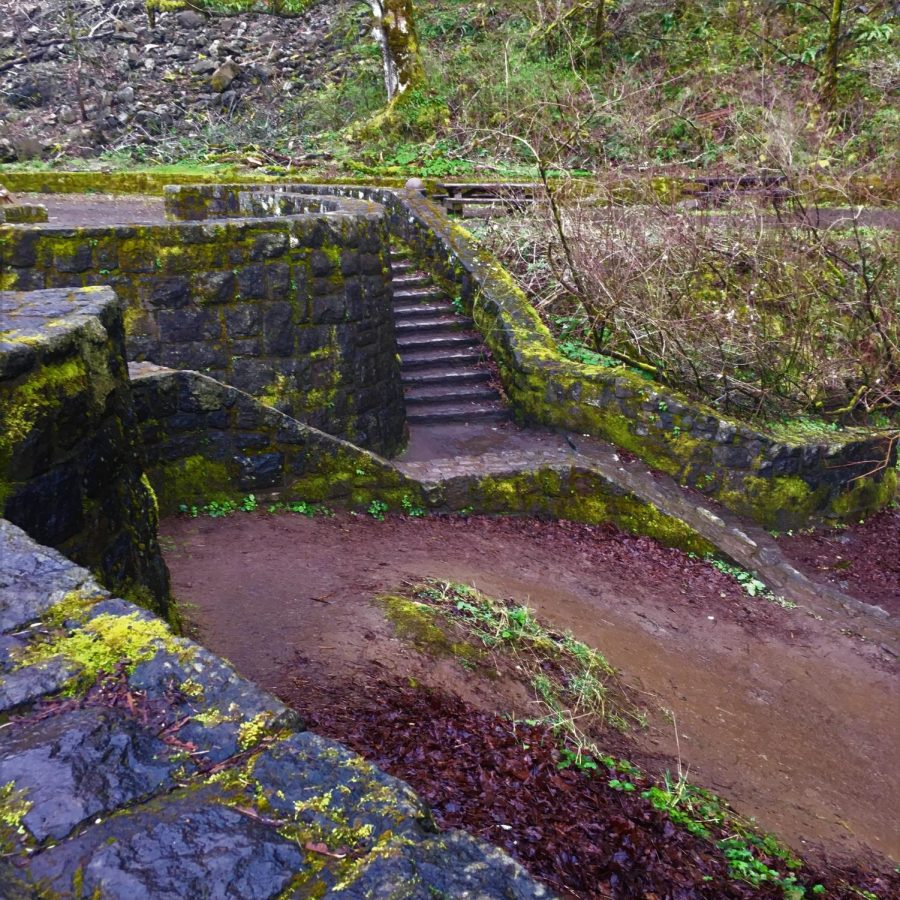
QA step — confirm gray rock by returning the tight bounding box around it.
[176,10,206,29]
[25,786,305,898]
[0,520,104,633]
[252,731,431,844]
[115,85,135,105]
[7,78,51,109]
[0,707,175,842]
[0,656,82,713]
[209,60,241,93]
[328,829,552,898]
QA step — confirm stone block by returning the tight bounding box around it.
[54,243,92,273]
[262,303,294,356]
[157,307,221,343]
[235,452,284,490]
[224,303,261,338]
[146,276,190,309]
[237,263,268,300]
[195,269,237,305]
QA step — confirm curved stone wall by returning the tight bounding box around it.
[0,189,406,456]
[0,287,170,614]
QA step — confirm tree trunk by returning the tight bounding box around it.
[368,0,424,101]
[823,0,843,110]
[594,0,606,46]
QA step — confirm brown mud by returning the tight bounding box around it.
[779,509,900,616]
[161,511,900,879]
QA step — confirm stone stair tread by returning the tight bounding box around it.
[404,383,500,402]
[395,315,474,331]
[393,288,447,301]
[397,332,480,350]
[406,401,508,423]
[393,276,432,289]
[400,348,485,368]
[402,367,491,384]
[394,302,456,317]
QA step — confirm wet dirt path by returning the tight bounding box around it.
[161,512,900,869]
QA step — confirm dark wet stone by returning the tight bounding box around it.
[0,656,82,713]
[4,465,84,547]
[0,635,24,672]
[253,731,431,844]
[0,707,175,842]
[129,645,302,762]
[325,829,551,899]
[0,520,101,632]
[235,452,283,490]
[25,786,305,899]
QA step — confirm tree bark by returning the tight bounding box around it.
[823,0,843,110]
[368,0,424,101]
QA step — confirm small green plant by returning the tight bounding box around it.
[239,494,257,512]
[401,494,427,517]
[205,499,237,518]
[451,295,464,314]
[266,500,320,517]
[368,499,388,521]
[706,558,797,609]
[608,778,636,792]
[557,748,599,772]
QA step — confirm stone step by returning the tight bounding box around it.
[394,301,457,318]
[395,315,474,332]
[392,273,432,289]
[400,347,486,369]
[404,383,500,404]
[406,400,507,424]
[401,366,492,386]
[390,261,415,275]
[393,287,447,303]
[396,332,480,351]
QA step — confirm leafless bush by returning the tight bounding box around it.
[477,180,899,423]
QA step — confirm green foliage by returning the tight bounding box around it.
[407,579,644,737]
[400,494,427,517]
[704,557,797,609]
[367,499,388,521]
[18,612,189,694]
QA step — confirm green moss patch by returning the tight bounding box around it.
[16,611,191,696]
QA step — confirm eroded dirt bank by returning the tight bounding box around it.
[161,511,900,874]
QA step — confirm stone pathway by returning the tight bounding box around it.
[392,248,507,424]
[0,519,548,899]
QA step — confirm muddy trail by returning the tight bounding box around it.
[161,511,900,895]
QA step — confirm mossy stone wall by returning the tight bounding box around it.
[0,192,406,456]
[130,364,424,514]
[0,287,170,614]
[294,184,897,530]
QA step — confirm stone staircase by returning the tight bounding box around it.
[391,249,507,425]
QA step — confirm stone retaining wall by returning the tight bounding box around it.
[130,363,424,514]
[0,287,170,615]
[300,185,897,531]
[0,518,548,899]
[0,190,406,456]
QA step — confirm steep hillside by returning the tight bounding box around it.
[1,0,896,179]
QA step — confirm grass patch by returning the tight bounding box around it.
[390,579,646,738]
